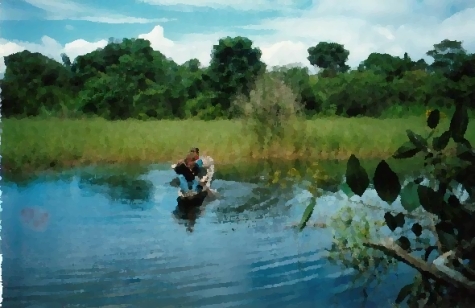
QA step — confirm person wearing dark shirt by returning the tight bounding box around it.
[174,153,202,196]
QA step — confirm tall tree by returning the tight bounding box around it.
[61,53,71,68]
[358,52,411,81]
[206,36,266,112]
[1,50,73,116]
[307,42,350,75]
[426,39,467,73]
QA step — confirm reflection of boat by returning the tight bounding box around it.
[176,190,208,207]
[173,192,208,233]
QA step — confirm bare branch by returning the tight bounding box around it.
[364,238,475,292]
[428,213,443,253]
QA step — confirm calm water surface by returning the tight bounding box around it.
[2,163,416,307]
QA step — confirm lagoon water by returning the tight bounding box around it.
[2,163,416,307]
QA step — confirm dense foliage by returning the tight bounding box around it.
[1,37,474,119]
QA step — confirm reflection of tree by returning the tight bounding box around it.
[79,172,154,209]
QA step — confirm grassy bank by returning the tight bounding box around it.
[3,116,475,173]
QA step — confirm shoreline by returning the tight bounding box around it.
[2,147,400,172]
[2,149,430,183]
[3,117,472,179]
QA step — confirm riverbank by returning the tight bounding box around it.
[4,116,474,175]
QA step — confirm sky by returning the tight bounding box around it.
[0,0,475,74]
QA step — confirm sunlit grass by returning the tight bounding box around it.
[3,116,475,173]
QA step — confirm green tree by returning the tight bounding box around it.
[358,52,418,82]
[411,58,429,71]
[73,38,189,119]
[61,53,71,68]
[427,39,467,74]
[1,50,74,117]
[307,42,350,75]
[206,36,266,114]
[1,36,473,121]
[270,65,320,113]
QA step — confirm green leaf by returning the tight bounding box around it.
[417,185,446,215]
[450,104,469,142]
[456,141,475,163]
[373,160,401,204]
[394,213,405,228]
[400,182,420,212]
[459,138,472,149]
[443,191,452,203]
[432,130,451,151]
[345,154,370,197]
[406,129,428,150]
[392,142,421,159]
[396,236,411,251]
[395,283,414,304]
[436,222,458,251]
[299,199,316,232]
[384,212,397,231]
[339,182,355,198]
[427,109,440,129]
[411,223,423,237]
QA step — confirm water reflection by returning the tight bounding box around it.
[78,172,154,210]
[1,160,424,307]
[172,194,208,233]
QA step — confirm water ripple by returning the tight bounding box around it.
[2,167,411,307]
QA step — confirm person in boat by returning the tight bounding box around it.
[173,153,203,197]
[175,152,216,199]
[187,147,215,189]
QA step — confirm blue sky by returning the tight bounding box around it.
[1,0,475,73]
[1,0,291,43]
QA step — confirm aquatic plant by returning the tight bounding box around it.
[301,104,475,306]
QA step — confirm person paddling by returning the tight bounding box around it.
[172,147,217,199]
[174,153,202,197]
[188,147,215,189]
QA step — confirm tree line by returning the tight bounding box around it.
[1,36,474,120]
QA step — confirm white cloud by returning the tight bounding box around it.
[239,1,475,67]
[65,25,74,30]
[63,39,109,59]
[259,41,309,68]
[0,36,107,73]
[15,0,174,24]
[0,41,26,73]
[1,1,475,74]
[138,27,237,65]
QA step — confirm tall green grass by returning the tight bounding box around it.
[4,114,473,173]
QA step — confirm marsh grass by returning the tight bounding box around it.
[4,113,474,173]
